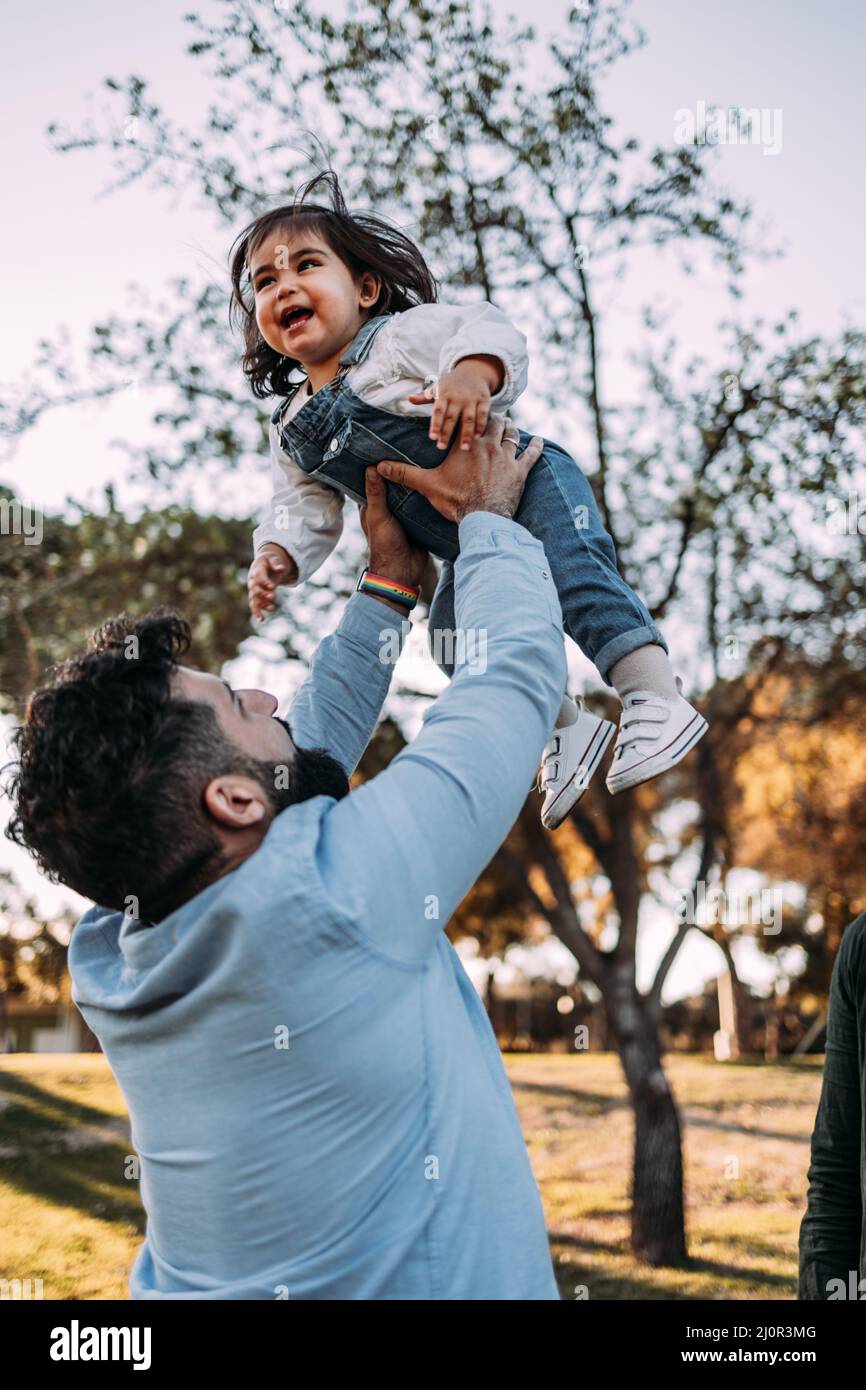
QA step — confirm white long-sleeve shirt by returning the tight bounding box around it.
[252,300,529,583]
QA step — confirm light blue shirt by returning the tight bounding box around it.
[69,512,566,1300]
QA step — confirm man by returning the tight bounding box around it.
[5,417,566,1300]
[799,912,866,1299]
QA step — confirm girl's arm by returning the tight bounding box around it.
[251,420,345,585]
[365,301,529,413]
[437,301,529,410]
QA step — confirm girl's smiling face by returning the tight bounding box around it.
[249,226,380,379]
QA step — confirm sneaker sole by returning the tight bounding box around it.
[542,718,616,830]
[606,712,708,795]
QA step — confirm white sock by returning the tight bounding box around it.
[608,645,679,701]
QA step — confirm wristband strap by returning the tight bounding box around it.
[356,569,420,610]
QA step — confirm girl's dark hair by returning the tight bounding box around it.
[228,170,439,400]
[3,610,259,924]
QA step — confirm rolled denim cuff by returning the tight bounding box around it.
[595,625,669,687]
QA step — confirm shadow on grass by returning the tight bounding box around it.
[680,1109,810,1144]
[0,1069,126,1133]
[552,1242,695,1301]
[551,1230,796,1298]
[511,1078,813,1144]
[0,1073,143,1234]
[511,1079,630,1112]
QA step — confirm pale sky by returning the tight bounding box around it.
[1,0,863,1002]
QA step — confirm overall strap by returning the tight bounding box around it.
[270,375,308,427]
[337,312,394,372]
[271,313,394,426]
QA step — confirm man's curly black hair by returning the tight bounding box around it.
[3,609,261,924]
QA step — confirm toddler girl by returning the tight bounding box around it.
[229,173,707,829]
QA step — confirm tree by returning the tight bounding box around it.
[726,665,866,1013]
[0,870,73,1051]
[0,484,258,716]
[2,0,864,1268]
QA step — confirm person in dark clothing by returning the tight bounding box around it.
[799,912,865,1299]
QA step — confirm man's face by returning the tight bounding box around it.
[172,667,350,821]
[174,667,292,764]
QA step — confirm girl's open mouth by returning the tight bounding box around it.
[280,307,314,334]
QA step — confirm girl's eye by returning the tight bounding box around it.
[255,261,316,290]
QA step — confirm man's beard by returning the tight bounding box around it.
[258,719,350,813]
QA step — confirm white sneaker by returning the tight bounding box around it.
[538,700,617,830]
[605,681,708,795]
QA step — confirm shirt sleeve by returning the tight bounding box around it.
[381,302,529,412]
[251,420,345,585]
[798,915,865,1299]
[314,513,566,964]
[288,593,410,776]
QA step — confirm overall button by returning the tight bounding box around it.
[329,437,339,452]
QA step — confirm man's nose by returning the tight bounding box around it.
[238,689,278,716]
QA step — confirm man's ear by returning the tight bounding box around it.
[203,775,269,829]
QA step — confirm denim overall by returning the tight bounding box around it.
[275,312,667,682]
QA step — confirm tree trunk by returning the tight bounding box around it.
[607,973,688,1265]
[764,1001,780,1061]
[503,795,692,1265]
[714,931,750,1057]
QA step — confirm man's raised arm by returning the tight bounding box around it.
[287,470,427,778]
[315,420,564,963]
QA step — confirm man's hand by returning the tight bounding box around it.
[359,467,428,614]
[404,356,504,451]
[375,414,543,524]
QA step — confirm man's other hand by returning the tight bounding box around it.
[375,415,543,524]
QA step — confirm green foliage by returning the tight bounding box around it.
[0,870,71,1007]
[0,485,255,716]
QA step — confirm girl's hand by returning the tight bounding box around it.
[248,544,296,622]
[405,359,501,452]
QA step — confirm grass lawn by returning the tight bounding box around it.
[0,1051,823,1300]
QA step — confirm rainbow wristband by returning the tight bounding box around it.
[356,569,420,610]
